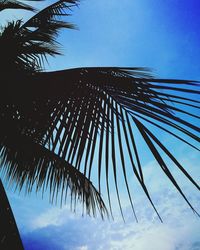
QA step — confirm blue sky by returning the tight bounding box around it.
[1,0,200,249]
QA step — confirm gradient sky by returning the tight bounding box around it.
[1,1,200,249]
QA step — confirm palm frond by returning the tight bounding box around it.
[0,0,37,12]
[0,125,108,218]
[22,0,79,29]
[0,20,63,73]
[21,0,79,55]
[29,67,199,220]
[0,1,79,73]
[2,67,199,220]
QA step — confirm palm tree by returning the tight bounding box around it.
[0,0,199,248]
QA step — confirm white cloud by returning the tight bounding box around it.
[26,148,200,249]
[31,205,81,229]
[75,246,88,250]
[27,199,200,250]
[28,158,199,249]
[107,221,200,250]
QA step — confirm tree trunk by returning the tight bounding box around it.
[0,179,24,250]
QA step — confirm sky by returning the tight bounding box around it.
[1,0,200,249]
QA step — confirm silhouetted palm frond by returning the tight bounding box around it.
[23,0,79,28]
[22,0,78,35]
[0,116,108,218]
[0,0,37,12]
[0,1,78,73]
[0,20,61,73]
[1,67,199,220]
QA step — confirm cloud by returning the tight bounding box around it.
[22,200,200,250]
[22,154,199,250]
[31,206,72,229]
[74,246,88,250]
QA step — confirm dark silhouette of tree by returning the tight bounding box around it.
[0,0,199,248]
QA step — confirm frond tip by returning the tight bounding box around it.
[0,0,36,12]
[23,0,79,28]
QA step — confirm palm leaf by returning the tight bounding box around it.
[0,20,62,73]
[0,123,108,218]
[0,0,38,12]
[0,1,79,73]
[2,67,199,220]
[22,0,79,29]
